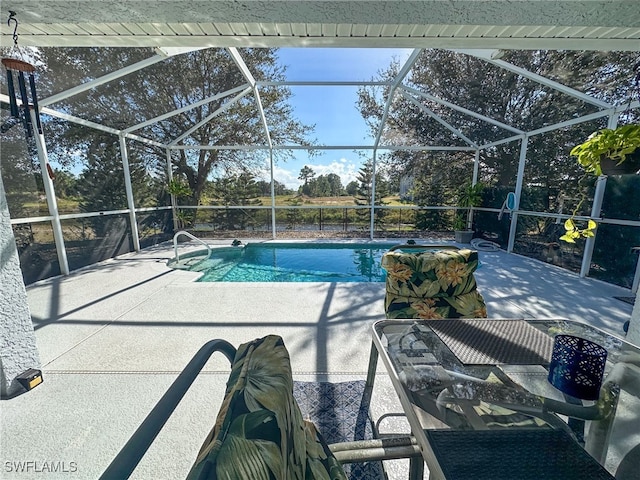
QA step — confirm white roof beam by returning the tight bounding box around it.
[228,47,272,149]
[526,109,614,138]
[478,107,632,149]
[168,144,477,151]
[169,86,252,146]
[401,85,524,134]
[39,47,206,108]
[11,35,640,51]
[257,81,392,87]
[155,47,208,57]
[36,107,166,148]
[39,54,167,107]
[400,91,477,147]
[123,83,250,133]
[479,134,527,149]
[374,48,423,148]
[453,49,614,109]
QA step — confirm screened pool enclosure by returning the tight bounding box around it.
[2,19,640,289]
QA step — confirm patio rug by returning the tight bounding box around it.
[426,319,554,365]
[293,380,384,480]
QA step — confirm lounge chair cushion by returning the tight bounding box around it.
[186,335,347,480]
[382,248,487,319]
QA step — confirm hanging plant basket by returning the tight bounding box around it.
[600,149,640,175]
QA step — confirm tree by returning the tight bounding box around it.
[51,169,79,199]
[209,172,263,230]
[298,165,315,195]
[40,47,313,207]
[304,173,344,197]
[345,181,358,196]
[353,159,390,228]
[325,173,344,196]
[75,131,158,236]
[255,179,292,196]
[357,49,639,222]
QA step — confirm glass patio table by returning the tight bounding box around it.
[366,318,640,480]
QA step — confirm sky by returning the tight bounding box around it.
[43,47,413,188]
[259,48,413,191]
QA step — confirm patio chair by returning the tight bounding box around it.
[381,245,487,319]
[99,335,420,480]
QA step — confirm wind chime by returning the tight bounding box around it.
[1,11,42,138]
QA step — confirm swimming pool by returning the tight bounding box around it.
[177,243,398,282]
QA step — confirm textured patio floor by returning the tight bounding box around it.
[1,238,634,479]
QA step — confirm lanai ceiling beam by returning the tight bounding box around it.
[401,85,524,135]
[257,80,391,87]
[39,47,205,107]
[373,48,423,149]
[228,47,273,149]
[168,86,253,146]
[400,91,477,148]
[452,49,614,109]
[34,101,166,148]
[168,144,476,151]
[123,83,251,134]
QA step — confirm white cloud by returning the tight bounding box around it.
[308,159,359,187]
[273,165,303,190]
[259,157,361,191]
[256,164,300,190]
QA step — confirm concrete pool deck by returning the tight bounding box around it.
[1,238,635,479]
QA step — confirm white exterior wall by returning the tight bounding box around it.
[0,175,40,398]
[627,291,640,347]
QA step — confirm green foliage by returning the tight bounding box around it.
[352,160,390,227]
[0,137,45,218]
[72,132,159,236]
[452,214,466,231]
[457,182,485,207]
[345,181,358,196]
[255,180,292,196]
[300,172,344,197]
[298,166,315,185]
[560,218,597,243]
[570,124,640,175]
[167,179,192,198]
[205,173,263,230]
[40,47,313,206]
[50,169,79,199]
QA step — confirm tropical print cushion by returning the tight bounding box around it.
[382,248,487,319]
[186,335,347,480]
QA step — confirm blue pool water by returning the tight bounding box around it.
[185,243,397,282]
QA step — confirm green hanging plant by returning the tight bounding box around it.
[570,124,640,176]
[559,176,598,243]
[560,218,597,243]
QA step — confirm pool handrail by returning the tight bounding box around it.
[172,230,212,262]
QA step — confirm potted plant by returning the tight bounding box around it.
[560,124,640,242]
[570,124,640,176]
[454,182,484,243]
[453,214,473,243]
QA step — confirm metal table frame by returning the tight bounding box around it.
[365,318,640,480]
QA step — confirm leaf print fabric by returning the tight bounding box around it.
[187,335,347,480]
[382,248,487,319]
